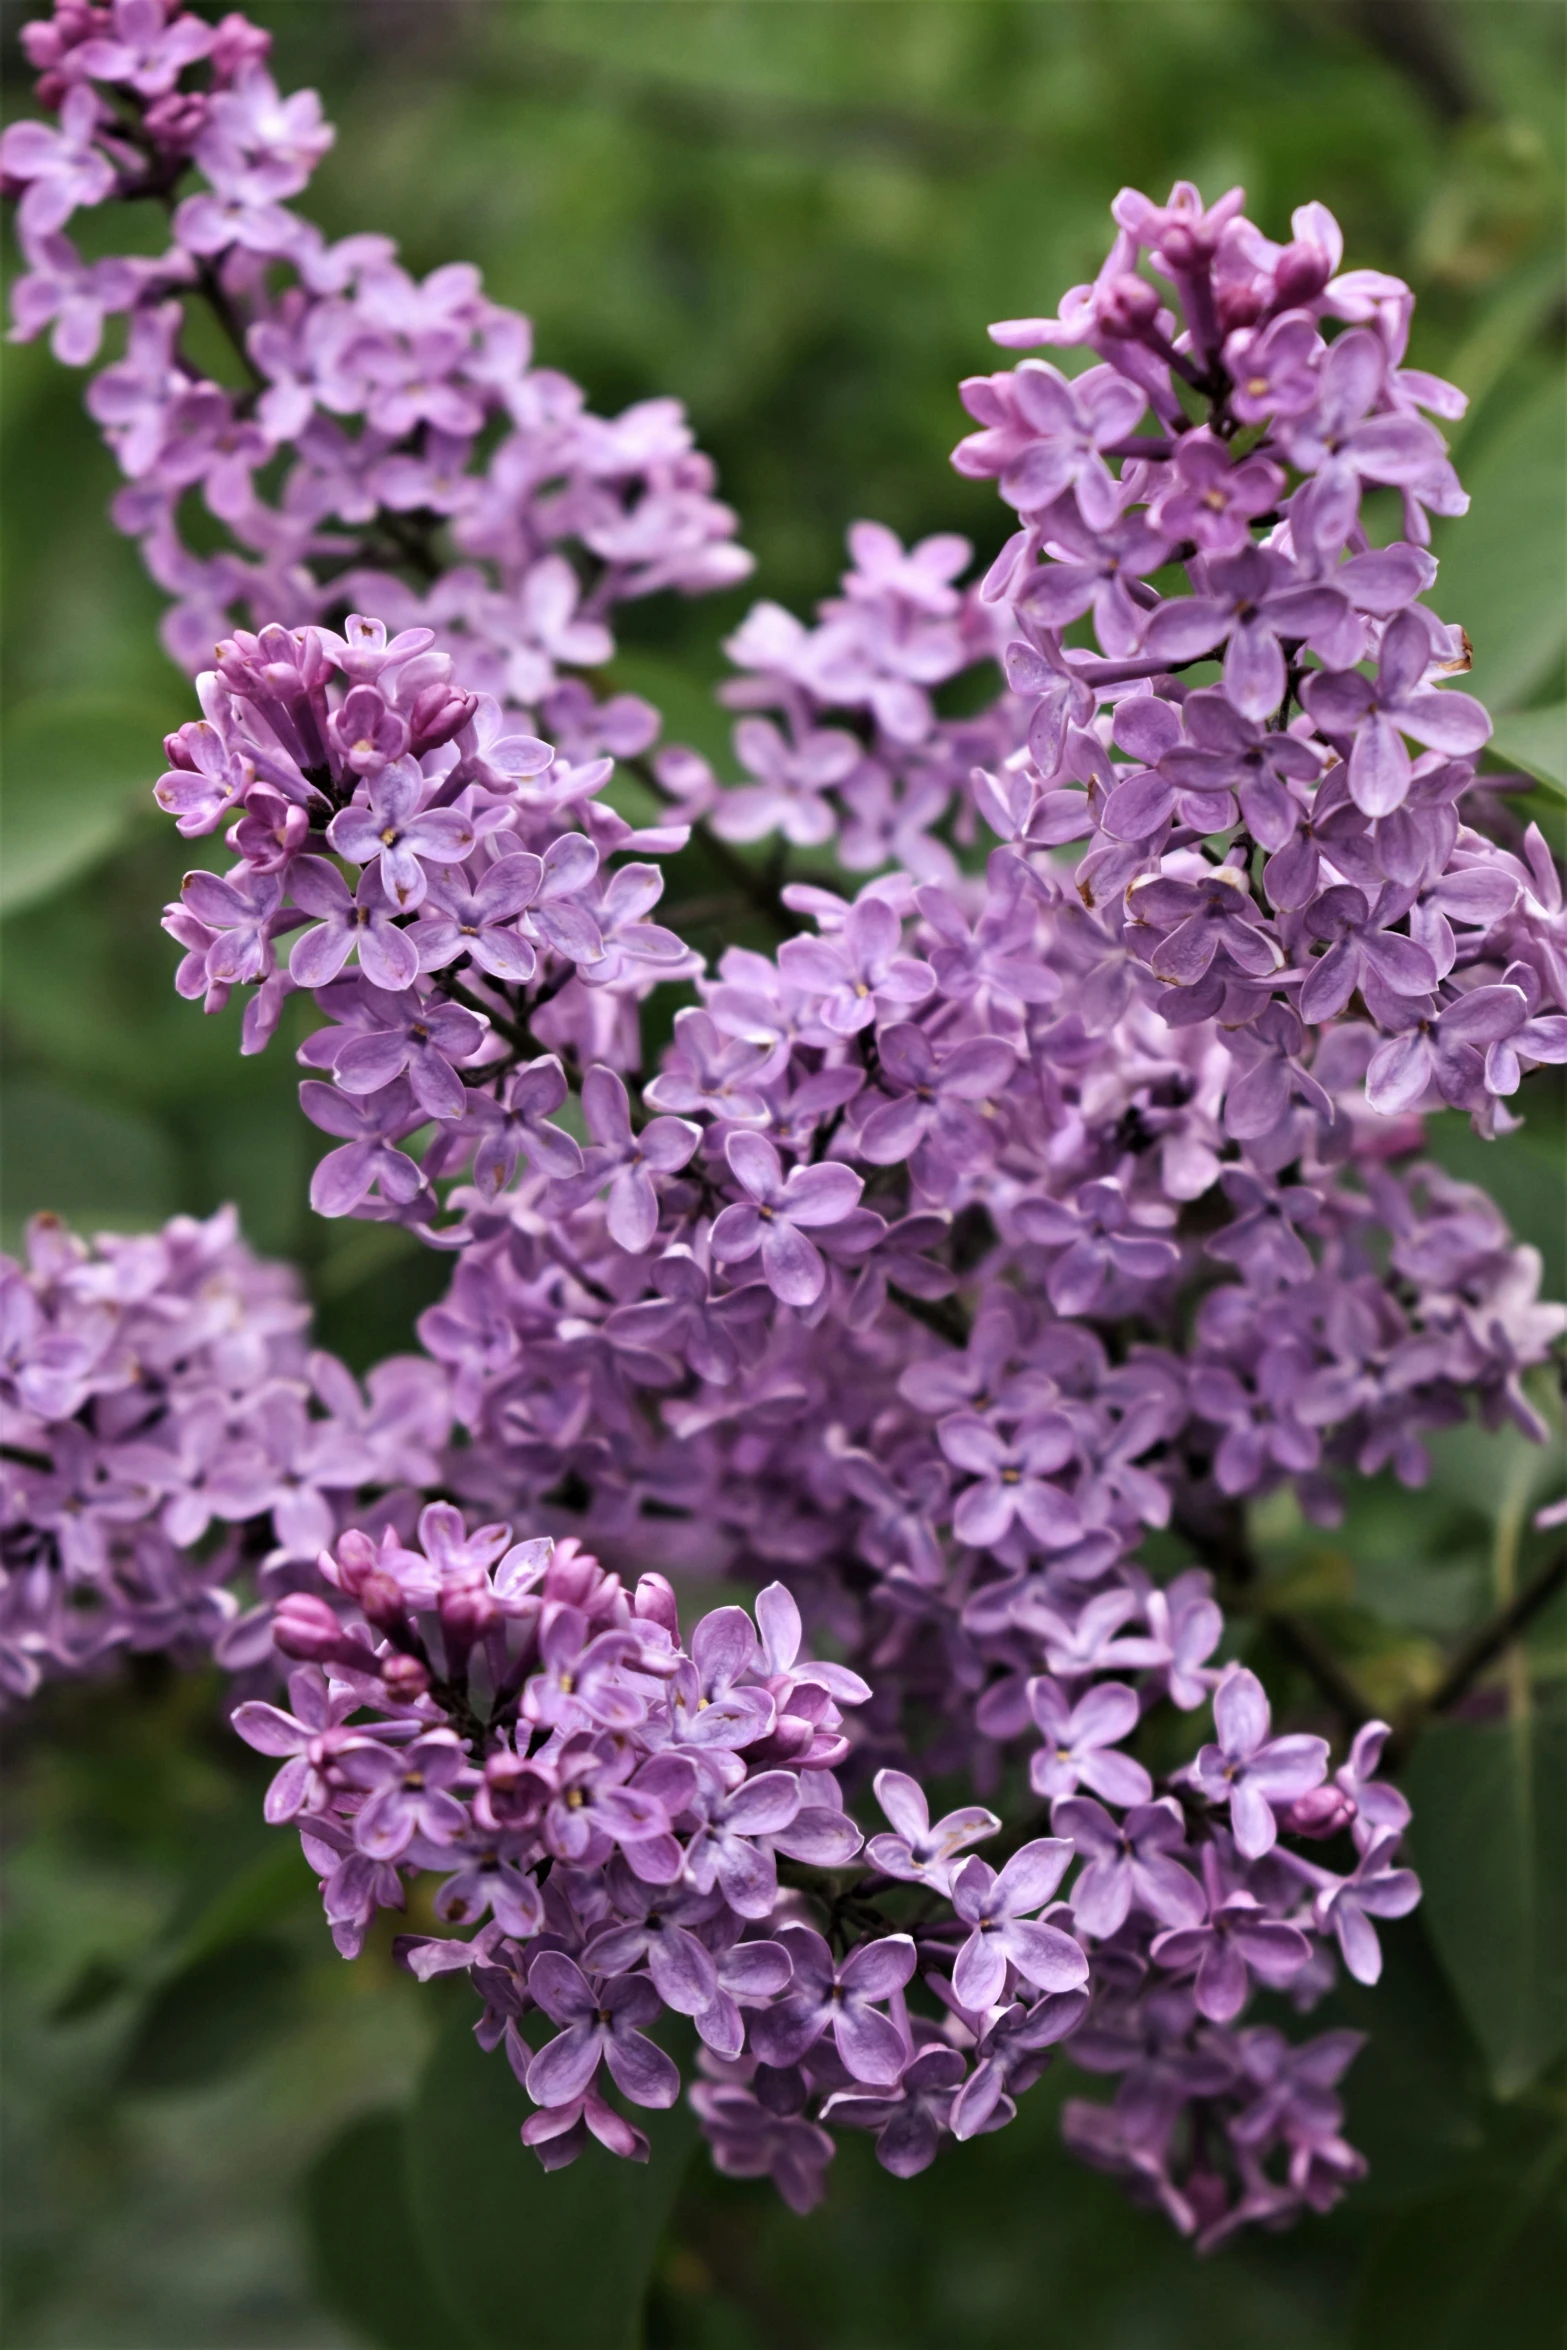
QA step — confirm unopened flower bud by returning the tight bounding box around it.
[633,1573,680,1639]
[1273,239,1332,308]
[1094,272,1160,339]
[380,1651,430,1702]
[407,684,479,754]
[357,1569,408,1632]
[1157,222,1206,272]
[274,1592,348,1663]
[440,1584,500,1647]
[1280,1785,1357,1840]
[330,1528,380,1598]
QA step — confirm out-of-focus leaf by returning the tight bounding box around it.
[608,650,733,772]
[46,1955,134,2028]
[406,2004,696,2350]
[1446,253,1567,432]
[1488,704,1567,795]
[1351,2170,1567,2350]
[1403,1717,1567,2096]
[1420,1407,1561,1530]
[1424,1108,1567,1302]
[116,1935,304,2094]
[170,1841,320,1969]
[0,693,173,917]
[0,1078,180,1246]
[305,2110,456,2350]
[1324,1916,1490,2207]
[1431,377,1567,715]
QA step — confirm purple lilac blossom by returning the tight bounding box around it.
[0,1205,448,1698]
[8,45,1565,2238]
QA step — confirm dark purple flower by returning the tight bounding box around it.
[1151,1889,1313,2023]
[1127,865,1282,989]
[467,1054,583,1196]
[336,1729,470,1861]
[1280,327,1457,551]
[1141,546,1351,726]
[856,1023,1016,1172]
[331,988,486,1121]
[1148,430,1284,556]
[1366,984,1527,1115]
[1297,883,1438,1023]
[299,1076,426,1218]
[822,2045,967,2177]
[1015,1180,1179,1314]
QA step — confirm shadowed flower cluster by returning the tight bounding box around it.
[0,1205,446,1699]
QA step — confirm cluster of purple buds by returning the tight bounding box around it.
[0,1206,448,1700]
[233,1504,1420,2233]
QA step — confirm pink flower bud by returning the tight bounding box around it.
[273,1592,347,1663]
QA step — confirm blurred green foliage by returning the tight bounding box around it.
[2,2,1564,2345]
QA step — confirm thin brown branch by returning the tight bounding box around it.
[1384,1543,1567,1768]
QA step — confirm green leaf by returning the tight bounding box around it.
[1420,1406,1562,1532]
[47,1955,135,2028]
[0,1079,181,1250]
[170,1840,320,1970]
[1446,254,1567,436]
[1352,2170,1567,2350]
[304,2111,457,2350]
[607,651,733,772]
[1324,1916,1490,2208]
[406,2004,697,2350]
[1403,1717,1567,2097]
[115,1935,304,2095]
[1431,377,1567,715]
[1423,1110,1567,1303]
[1489,704,1567,796]
[0,692,174,918]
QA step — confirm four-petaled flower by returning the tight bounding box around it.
[949,1840,1088,2012]
[1190,1668,1329,1858]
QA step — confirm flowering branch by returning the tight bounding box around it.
[4,0,1564,2254]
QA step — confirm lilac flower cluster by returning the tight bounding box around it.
[0,1206,447,1701]
[6,4,1564,2246]
[233,1504,1415,2234]
[1,0,749,676]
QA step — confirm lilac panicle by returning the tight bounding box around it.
[8,25,1566,2244]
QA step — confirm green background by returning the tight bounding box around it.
[2,4,1564,2344]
